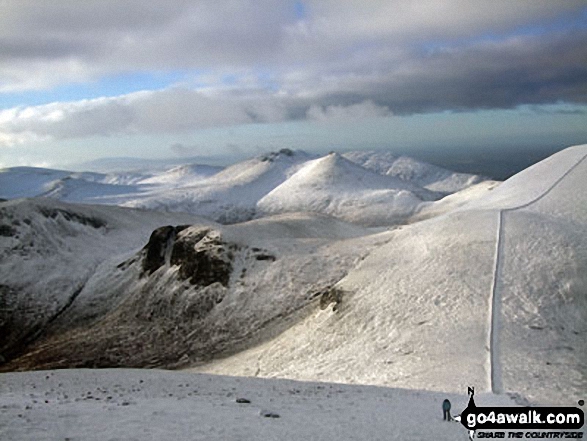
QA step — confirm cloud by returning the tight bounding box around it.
[307,100,392,122]
[286,30,587,114]
[0,0,586,146]
[0,0,584,91]
[0,88,263,146]
[0,0,294,90]
[526,104,587,116]
[0,90,385,147]
[293,1,586,46]
[1,26,586,148]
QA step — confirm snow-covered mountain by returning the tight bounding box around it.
[192,145,587,405]
[2,145,585,411]
[1,149,487,226]
[0,198,207,363]
[121,149,315,223]
[39,176,144,203]
[0,166,150,207]
[343,150,485,194]
[0,166,72,200]
[0,196,383,370]
[257,153,439,226]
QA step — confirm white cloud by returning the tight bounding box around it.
[0,89,393,147]
[0,59,94,93]
[0,88,296,147]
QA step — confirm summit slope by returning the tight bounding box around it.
[120,149,315,223]
[343,150,485,194]
[257,153,438,226]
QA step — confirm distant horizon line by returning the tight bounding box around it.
[3,142,585,181]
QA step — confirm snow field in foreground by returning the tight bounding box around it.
[0,369,527,441]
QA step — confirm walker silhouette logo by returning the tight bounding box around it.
[457,387,584,439]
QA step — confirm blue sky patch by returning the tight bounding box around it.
[0,70,187,109]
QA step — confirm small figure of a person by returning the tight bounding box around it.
[442,398,451,421]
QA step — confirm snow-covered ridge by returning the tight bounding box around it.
[343,150,485,194]
[1,149,487,226]
[120,149,316,223]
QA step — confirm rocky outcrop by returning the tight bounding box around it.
[319,286,344,311]
[0,224,17,237]
[141,225,189,275]
[170,229,235,287]
[259,148,294,162]
[141,225,235,288]
[38,207,107,229]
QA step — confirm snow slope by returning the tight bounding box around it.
[120,149,315,223]
[193,145,587,405]
[481,145,587,404]
[413,180,501,221]
[0,167,150,201]
[193,210,498,392]
[1,196,387,371]
[343,150,485,194]
[39,176,145,203]
[257,153,438,226]
[0,167,71,200]
[0,198,209,362]
[1,150,486,225]
[0,368,528,441]
[137,163,222,186]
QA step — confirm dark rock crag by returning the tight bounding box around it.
[140,225,235,288]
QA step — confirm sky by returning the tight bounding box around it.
[0,0,586,170]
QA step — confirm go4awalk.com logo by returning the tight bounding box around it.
[454,388,584,440]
